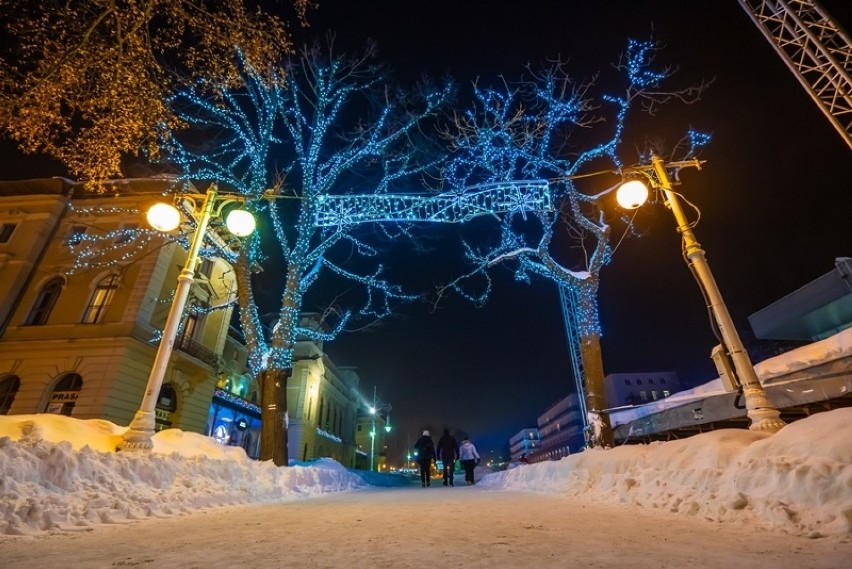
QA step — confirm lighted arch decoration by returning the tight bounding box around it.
[314,181,553,227]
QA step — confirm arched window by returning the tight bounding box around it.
[45,372,83,415]
[25,277,64,326]
[0,375,20,414]
[82,274,120,323]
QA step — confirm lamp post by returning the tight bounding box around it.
[368,385,392,471]
[615,155,784,433]
[120,183,256,451]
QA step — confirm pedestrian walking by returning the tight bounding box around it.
[413,430,436,487]
[436,428,459,486]
[459,436,480,485]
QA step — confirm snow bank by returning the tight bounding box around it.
[2,410,850,538]
[479,407,852,537]
[0,415,368,536]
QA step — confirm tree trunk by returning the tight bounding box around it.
[260,367,290,466]
[580,334,614,448]
[574,281,613,448]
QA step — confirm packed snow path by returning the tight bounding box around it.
[1,485,848,569]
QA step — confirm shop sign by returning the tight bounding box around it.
[50,391,78,402]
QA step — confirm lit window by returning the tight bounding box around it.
[640,391,648,401]
[81,274,120,323]
[663,390,671,397]
[651,391,659,400]
[0,222,17,243]
[25,277,64,325]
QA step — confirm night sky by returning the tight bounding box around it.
[303,0,852,459]
[1,1,850,462]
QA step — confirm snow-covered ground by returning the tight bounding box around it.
[1,408,850,541]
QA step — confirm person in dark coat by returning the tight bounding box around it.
[413,430,436,487]
[436,428,459,486]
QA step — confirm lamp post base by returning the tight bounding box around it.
[743,384,786,433]
[118,410,156,451]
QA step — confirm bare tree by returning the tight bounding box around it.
[439,39,709,448]
[166,40,452,465]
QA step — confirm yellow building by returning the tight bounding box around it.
[0,178,237,434]
[0,178,372,467]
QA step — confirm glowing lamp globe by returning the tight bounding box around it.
[616,179,650,210]
[384,424,392,433]
[146,203,181,232]
[225,209,256,237]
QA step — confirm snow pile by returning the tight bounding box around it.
[0,414,368,536]
[479,407,852,537]
[2,410,850,538]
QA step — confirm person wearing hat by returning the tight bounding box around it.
[459,436,480,485]
[413,429,436,487]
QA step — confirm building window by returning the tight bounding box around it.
[45,372,83,415]
[636,379,643,385]
[648,378,655,384]
[0,222,17,243]
[624,379,631,385]
[640,391,648,402]
[178,313,198,347]
[25,277,64,325]
[651,391,659,400]
[0,375,20,414]
[198,258,214,278]
[113,223,139,245]
[663,390,671,397]
[66,224,88,247]
[81,274,120,323]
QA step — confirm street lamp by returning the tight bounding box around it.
[615,155,784,433]
[120,183,256,451]
[368,386,392,471]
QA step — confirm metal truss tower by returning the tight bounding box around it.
[738,0,852,149]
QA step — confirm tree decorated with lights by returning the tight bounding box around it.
[165,41,460,465]
[440,39,709,447]
[0,0,310,183]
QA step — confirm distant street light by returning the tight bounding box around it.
[368,385,392,472]
[615,155,785,433]
[120,183,256,451]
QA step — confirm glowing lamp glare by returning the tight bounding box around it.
[616,180,650,210]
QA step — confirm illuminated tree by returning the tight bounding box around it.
[0,0,311,183]
[440,39,709,448]
[166,41,453,465]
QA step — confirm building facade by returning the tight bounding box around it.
[508,427,540,462]
[0,178,235,434]
[0,178,372,467]
[527,393,585,463]
[604,371,682,407]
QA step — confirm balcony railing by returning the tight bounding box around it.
[175,336,219,368]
